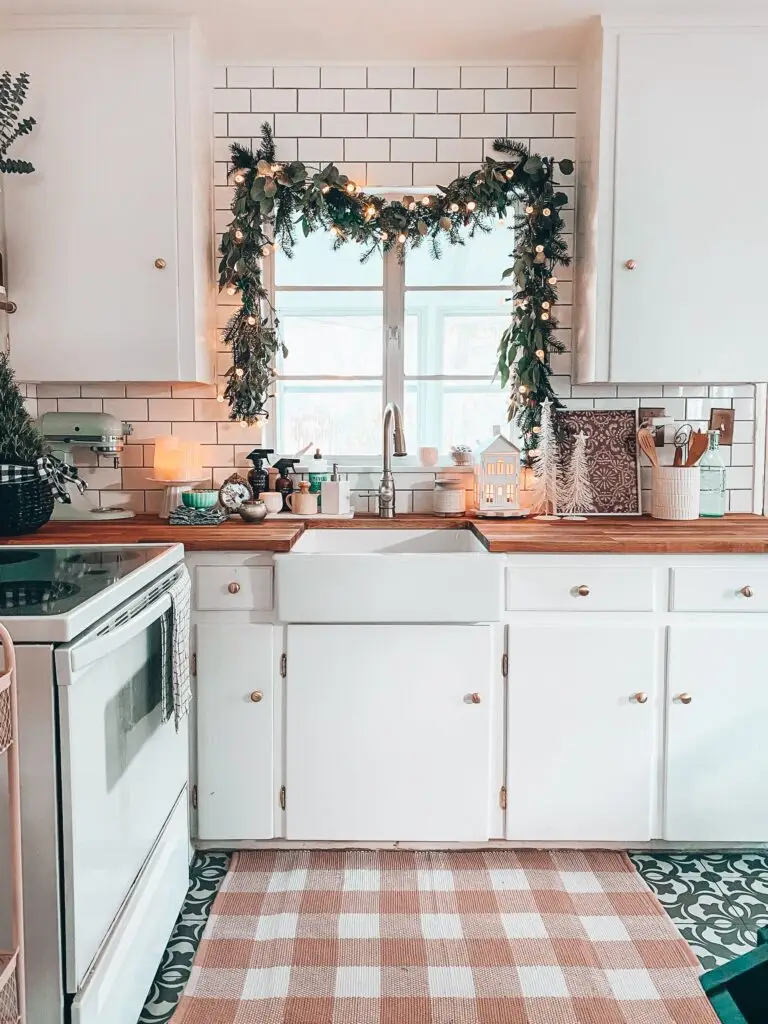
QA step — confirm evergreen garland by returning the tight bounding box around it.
[219,123,572,455]
[0,353,46,464]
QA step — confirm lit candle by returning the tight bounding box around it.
[153,436,204,481]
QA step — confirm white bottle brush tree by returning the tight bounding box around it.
[560,430,595,515]
[530,397,559,516]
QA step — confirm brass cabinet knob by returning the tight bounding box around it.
[677,693,693,705]
[631,692,648,704]
[624,259,637,270]
[465,692,482,704]
[154,258,167,269]
[227,581,241,594]
[249,690,263,703]
[739,586,754,598]
[575,584,590,597]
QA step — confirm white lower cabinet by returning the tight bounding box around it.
[506,624,658,843]
[665,625,768,842]
[285,624,494,842]
[195,624,275,841]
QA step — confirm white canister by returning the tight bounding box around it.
[433,476,466,517]
[651,466,700,520]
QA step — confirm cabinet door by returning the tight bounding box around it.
[4,29,180,381]
[666,625,768,842]
[610,31,768,381]
[285,625,493,841]
[506,625,657,842]
[196,624,275,841]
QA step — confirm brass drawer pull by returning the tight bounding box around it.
[250,690,263,703]
[154,257,167,269]
[464,692,482,704]
[739,586,754,598]
[624,259,637,270]
[631,692,648,704]
[676,693,693,705]
[575,584,590,597]
[227,581,241,594]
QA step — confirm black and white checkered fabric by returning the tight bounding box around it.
[0,457,87,503]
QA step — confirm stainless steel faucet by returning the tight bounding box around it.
[378,401,407,518]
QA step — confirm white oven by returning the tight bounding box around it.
[0,544,190,1024]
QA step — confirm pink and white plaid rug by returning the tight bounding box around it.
[171,849,719,1024]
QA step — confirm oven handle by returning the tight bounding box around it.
[67,593,173,673]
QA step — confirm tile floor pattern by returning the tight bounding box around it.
[137,850,768,1023]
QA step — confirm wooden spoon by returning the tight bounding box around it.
[637,428,659,467]
[686,429,709,467]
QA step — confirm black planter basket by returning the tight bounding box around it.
[0,475,55,536]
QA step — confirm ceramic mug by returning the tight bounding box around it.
[418,446,439,467]
[286,490,318,515]
[261,492,283,514]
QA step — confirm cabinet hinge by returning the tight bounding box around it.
[280,653,287,678]
[279,785,286,811]
[499,785,507,811]
[191,652,197,677]
[191,785,198,810]
[501,653,508,679]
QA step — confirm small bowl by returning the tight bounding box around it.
[182,489,219,509]
[238,499,268,523]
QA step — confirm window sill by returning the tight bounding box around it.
[296,458,474,474]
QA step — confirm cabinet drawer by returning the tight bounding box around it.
[195,566,273,611]
[506,566,655,612]
[671,568,768,612]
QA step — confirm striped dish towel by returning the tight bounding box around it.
[160,566,192,730]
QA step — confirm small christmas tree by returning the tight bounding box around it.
[529,397,559,515]
[560,430,595,515]
[0,353,46,465]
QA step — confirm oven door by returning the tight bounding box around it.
[54,570,189,993]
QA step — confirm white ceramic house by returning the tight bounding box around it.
[473,432,522,515]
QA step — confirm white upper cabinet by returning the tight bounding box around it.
[2,19,214,382]
[575,24,768,383]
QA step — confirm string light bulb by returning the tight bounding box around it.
[381,231,389,241]
[397,233,407,244]
[330,225,340,236]
[261,244,271,256]
[526,205,535,215]
[535,245,545,253]
[542,207,551,216]
[216,393,225,403]
[541,301,551,310]
[548,276,558,285]
[519,384,528,394]
[345,181,357,195]
[247,315,257,326]
[536,349,545,360]
[321,184,330,194]
[365,205,377,220]
[532,425,541,434]
[449,202,459,213]
[233,170,246,185]
[240,421,248,429]
[466,200,476,212]
[505,168,514,179]
[226,283,237,295]
[540,312,550,321]
[421,196,431,206]
[233,228,244,242]
[235,367,244,378]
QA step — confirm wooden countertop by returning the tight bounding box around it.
[2,513,768,553]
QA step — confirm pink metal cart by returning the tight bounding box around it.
[0,624,24,1023]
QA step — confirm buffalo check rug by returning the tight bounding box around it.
[170,849,719,1024]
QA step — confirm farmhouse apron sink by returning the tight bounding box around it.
[275,529,503,623]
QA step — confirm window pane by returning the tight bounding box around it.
[404,380,520,452]
[404,291,510,377]
[274,230,382,287]
[405,217,514,287]
[276,382,382,456]
[276,291,383,376]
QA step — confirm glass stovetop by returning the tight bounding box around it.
[0,546,168,616]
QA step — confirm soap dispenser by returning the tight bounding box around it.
[246,448,274,498]
[321,464,351,517]
[273,457,300,511]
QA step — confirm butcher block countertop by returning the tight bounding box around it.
[2,513,768,553]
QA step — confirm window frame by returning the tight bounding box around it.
[265,194,513,464]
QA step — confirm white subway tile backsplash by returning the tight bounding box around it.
[391,89,437,113]
[460,66,507,88]
[274,66,320,88]
[227,66,273,88]
[414,66,460,89]
[367,66,413,88]
[39,63,760,514]
[437,90,484,113]
[532,88,577,112]
[368,113,414,137]
[507,66,554,87]
[343,89,390,112]
[415,113,460,137]
[321,66,366,88]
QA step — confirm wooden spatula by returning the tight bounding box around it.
[686,429,709,467]
[637,428,659,467]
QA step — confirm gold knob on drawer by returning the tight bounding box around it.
[154,258,167,269]
[250,690,263,703]
[739,586,754,598]
[465,692,482,704]
[624,259,637,270]
[227,581,241,594]
[631,692,648,704]
[677,693,693,705]
[575,584,590,597]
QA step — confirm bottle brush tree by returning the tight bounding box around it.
[0,353,45,464]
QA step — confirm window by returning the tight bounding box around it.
[271,200,516,460]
